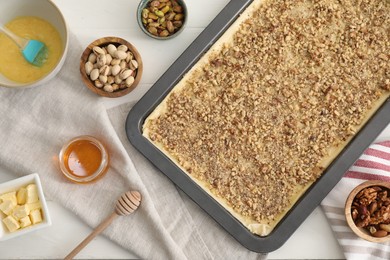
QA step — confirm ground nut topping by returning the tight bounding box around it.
[144,0,390,233]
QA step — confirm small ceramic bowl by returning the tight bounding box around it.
[0,173,51,241]
[80,37,143,98]
[0,0,68,88]
[137,0,187,40]
[345,180,390,243]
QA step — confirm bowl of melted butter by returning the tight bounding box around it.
[0,0,68,88]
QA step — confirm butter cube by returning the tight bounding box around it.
[19,216,32,228]
[2,215,20,232]
[12,205,30,220]
[0,200,16,215]
[29,209,42,224]
[27,201,42,211]
[16,187,27,205]
[26,184,39,203]
[0,191,17,205]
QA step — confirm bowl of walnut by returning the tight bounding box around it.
[80,37,143,98]
[345,180,390,243]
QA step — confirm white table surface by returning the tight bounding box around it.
[1,0,389,258]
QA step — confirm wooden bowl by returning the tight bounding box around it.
[80,37,143,98]
[345,180,390,243]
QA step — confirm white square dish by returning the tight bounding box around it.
[0,173,51,241]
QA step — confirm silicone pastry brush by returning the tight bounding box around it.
[0,24,48,67]
[64,191,142,260]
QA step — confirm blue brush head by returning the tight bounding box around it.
[22,40,48,67]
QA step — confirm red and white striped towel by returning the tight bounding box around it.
[322,141,390,260]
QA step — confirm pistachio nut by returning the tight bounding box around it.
[154,10,164,18]
[106,44,117,57]
[161,5,170,14]
[173,21,183,27]
[150,0,160,7]
[111,64,121,76]
[90,68,99,81]
[126,52,134,63]
[148,26,158,36]
[173,5,182,13]
[99,65,110,76]
[129,60,139,70]
[93,46,105,56]
[111,59,121,66]
[159,30,169,37]
[105,54,113,65]
[120,69,133,80]
[117,45,128,52]
[125,76,135,87]
[97,54,107,68]
[94,80,103,88]
[166,12,176,21]
[88,53,97,63]
[111,58,121,66]
[120,60,127,70]
[99,75,108,84]
[107,76,115,84]
[115,50,127,60]
[167,21,174,33]
[112,83,120,91]
[106,66,112,76]
[114,75,123,84]
[142,8,149,19]
[149,22,160,27]
[103,84,114,93]
[157,2,166,9]
[174,14,183,21]
[85,61,93,75]
[148,13,159,20]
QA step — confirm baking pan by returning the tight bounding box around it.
[125,0,390,253]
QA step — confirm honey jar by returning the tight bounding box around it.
[59,136,109,184]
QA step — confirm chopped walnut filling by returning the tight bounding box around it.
[146,0,390,225]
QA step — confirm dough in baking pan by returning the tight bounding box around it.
[143,0,390,236]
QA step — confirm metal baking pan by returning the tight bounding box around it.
[125,0,390,253]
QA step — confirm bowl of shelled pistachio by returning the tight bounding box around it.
[137,0,187,40]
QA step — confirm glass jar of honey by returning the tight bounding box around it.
[59,135,109,184]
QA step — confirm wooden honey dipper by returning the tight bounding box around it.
[64,191,141,260]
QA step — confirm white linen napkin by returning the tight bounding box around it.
[322,141,390,260]
[0,34,266,259]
